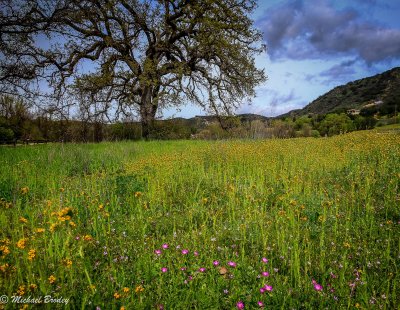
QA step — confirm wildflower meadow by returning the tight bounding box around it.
[0,130,399,309]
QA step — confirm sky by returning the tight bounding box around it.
[164,0,400,118]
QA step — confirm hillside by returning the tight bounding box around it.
[281,67,400,117]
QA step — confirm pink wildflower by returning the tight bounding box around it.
[161,267,168,273]
[264,285,273,292]
[312,280,323,291]
[228,261,237,268]
[154,249,162,255]
[236,301,245,309]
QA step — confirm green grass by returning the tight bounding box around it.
[0,130,399,309]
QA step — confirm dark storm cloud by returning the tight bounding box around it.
[258,0,400,64]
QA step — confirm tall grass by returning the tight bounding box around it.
[0,130,399,309]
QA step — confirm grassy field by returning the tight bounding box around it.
[0,130,399,309]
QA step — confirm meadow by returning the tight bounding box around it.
[0,130,399,309]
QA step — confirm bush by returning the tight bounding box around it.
[0,126,14,141]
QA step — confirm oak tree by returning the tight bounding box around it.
[0,0,266,138]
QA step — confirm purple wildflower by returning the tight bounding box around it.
[228,261,237,268]
[213,260,220,266]
[257,301,264,307]
[161,267,168,273]
[312,279,323,291]
[181,249,189,255]
[236,301,245,309]
[262,257,268,264]
[154,249,162,255]
[162,244,169,249]
[264,285,273,292]
[261,271,269,277]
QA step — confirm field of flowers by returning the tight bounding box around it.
[0,130,399,309]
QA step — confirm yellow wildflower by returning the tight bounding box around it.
[0,263,9,272]
[27,249,36,261]
[0,245,10,257]
[69,221,76,228]
[122,287,130,293]
[20,187,29,194]
[98,204,104,211]
[48,275,56,284]
[63,259,73,268]
[49,223,58,232]
[120,307,126,310]
[16,238,27,249]
[134,191,142,198]
[17,285,26,295]
[135,285,144,294]
[278,210,286,216]
[57,207,73,222]
[19,217,28,224]
[19,304,29,310]
[29,284,37,291]
[83,235,93,241]
[114,292,121,299]
[36,228,45,233]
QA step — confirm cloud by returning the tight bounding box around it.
[238,88,304,116]
[319,59,357,80]
[258,0,400,64]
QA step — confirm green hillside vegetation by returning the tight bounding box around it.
[283,67,400,117]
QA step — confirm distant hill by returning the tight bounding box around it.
[165,113,270,128]
[280,67,400,117]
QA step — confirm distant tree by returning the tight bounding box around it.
[271,119,295,138]
[0,126,14,141]
[249,119,265,139]
[0,95,31,139]
[318,113,355,136]
[0,0,266,139]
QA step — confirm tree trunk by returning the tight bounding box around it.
[140,87,157,140]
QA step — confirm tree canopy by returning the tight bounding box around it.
[0,0,266,138]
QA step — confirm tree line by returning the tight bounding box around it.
[2,94,395,143]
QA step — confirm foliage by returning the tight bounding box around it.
[317,113,355,136]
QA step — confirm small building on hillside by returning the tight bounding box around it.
[347,109,360,115]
